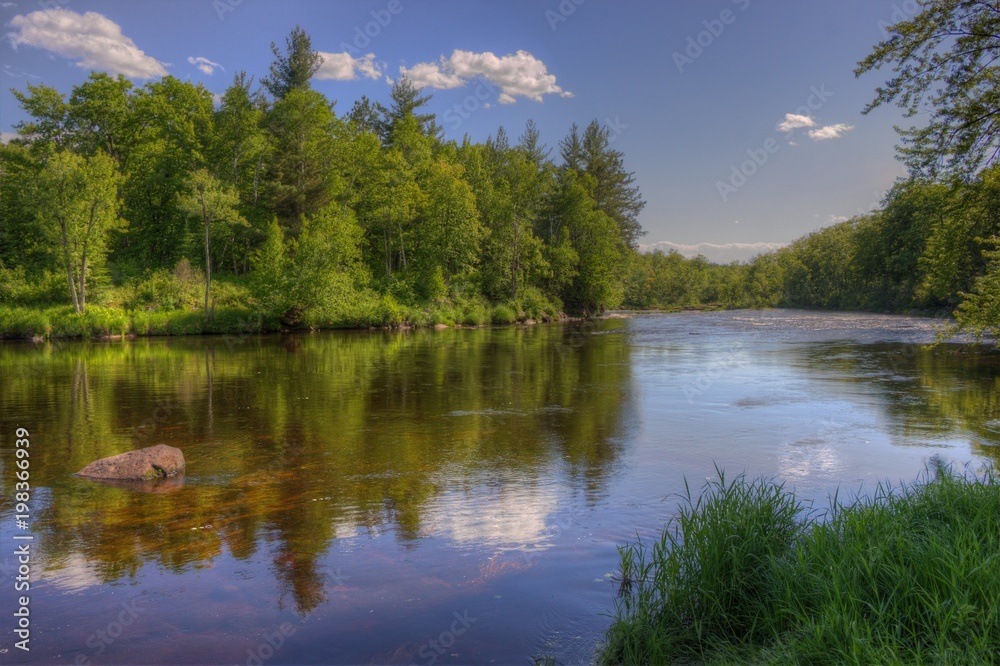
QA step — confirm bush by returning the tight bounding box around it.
[0,268,69,306]
[490,303,518,325]
[518,287,558,321]
[0,307,52,338]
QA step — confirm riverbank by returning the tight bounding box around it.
[0,296,567,340]
[601,463,1000,664]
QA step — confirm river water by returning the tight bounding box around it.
[1,310,997,664]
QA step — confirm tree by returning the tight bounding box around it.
[552,170,627,314]
[118,76,215,272]
[10,83,70,154]
[66,73,136,162]
[378,76,440,143]
[35,151,123,313]
[413,159,483,294]
[348,95,380,135]
[518,119,551,166]
[177,169,247,319]
[580,120,646,248]
[261,25,322,100]
[856,0,1000,179]
[264,88,343,225]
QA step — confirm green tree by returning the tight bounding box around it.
[579,120,646,248]
[176,169,247,319]
[261,25,322,100]
[553,170,627,314]
[413,158,482,295]
[264,88,343,225]
[856,0,1000,179]
[66,73,136,162]
[35,151,123,312]
[118,76,215,272]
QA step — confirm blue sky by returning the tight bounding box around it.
[0,0,919,262]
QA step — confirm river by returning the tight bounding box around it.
[1,310,997,664]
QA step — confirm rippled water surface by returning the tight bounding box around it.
[1,310,998,664]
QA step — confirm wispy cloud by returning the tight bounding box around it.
[187,56,222,76]
[7,9,167,78]
[401,49,572,103]
[777,113,815,132]
[2,64,39,79]
[807,123,855,141]
[639,240,787,263]
[316,51,382,81]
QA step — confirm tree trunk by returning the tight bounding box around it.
[202,192,212,321]
[79,253,87,313]
[61,220,81,314]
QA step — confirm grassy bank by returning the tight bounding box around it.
[0,267,563,339]
[602,463,1000,665]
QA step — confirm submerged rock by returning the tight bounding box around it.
[76,444,185,480]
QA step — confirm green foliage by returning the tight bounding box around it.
[35,150,124,313]
[261,25,323,100]
[603,464,1000,664]
[856,0,1000,179]
[4,26,649,332]
[490,303,517,325]
[954,238,1000,340]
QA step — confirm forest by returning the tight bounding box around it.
[0,27,645,337]
[3,2,1000,343]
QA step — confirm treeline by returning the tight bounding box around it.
[0,27,644,337]
[624,168,1000,340]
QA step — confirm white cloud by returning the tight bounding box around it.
[828,215,850,224]
[316,51,382,81]
[1,3,18,8]
[639,241,787,264]
[7,9,167,78]
[777,113,815,132]
[807,123,855,141]
[187,56,222,76]
[400,49,572,103]
[399,58,464,89]
[1,131,17,144]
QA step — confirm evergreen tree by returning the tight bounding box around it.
[262,25,322,100]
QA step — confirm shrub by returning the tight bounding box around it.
[490,303,517,325]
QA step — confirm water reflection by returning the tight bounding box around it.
[0,322,633,617]
[788,341,1000,464]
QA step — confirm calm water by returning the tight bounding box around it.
[1,310,998,664]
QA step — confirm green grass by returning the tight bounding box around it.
[601,462,1000,665]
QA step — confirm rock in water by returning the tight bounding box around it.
[76,444,185,480]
